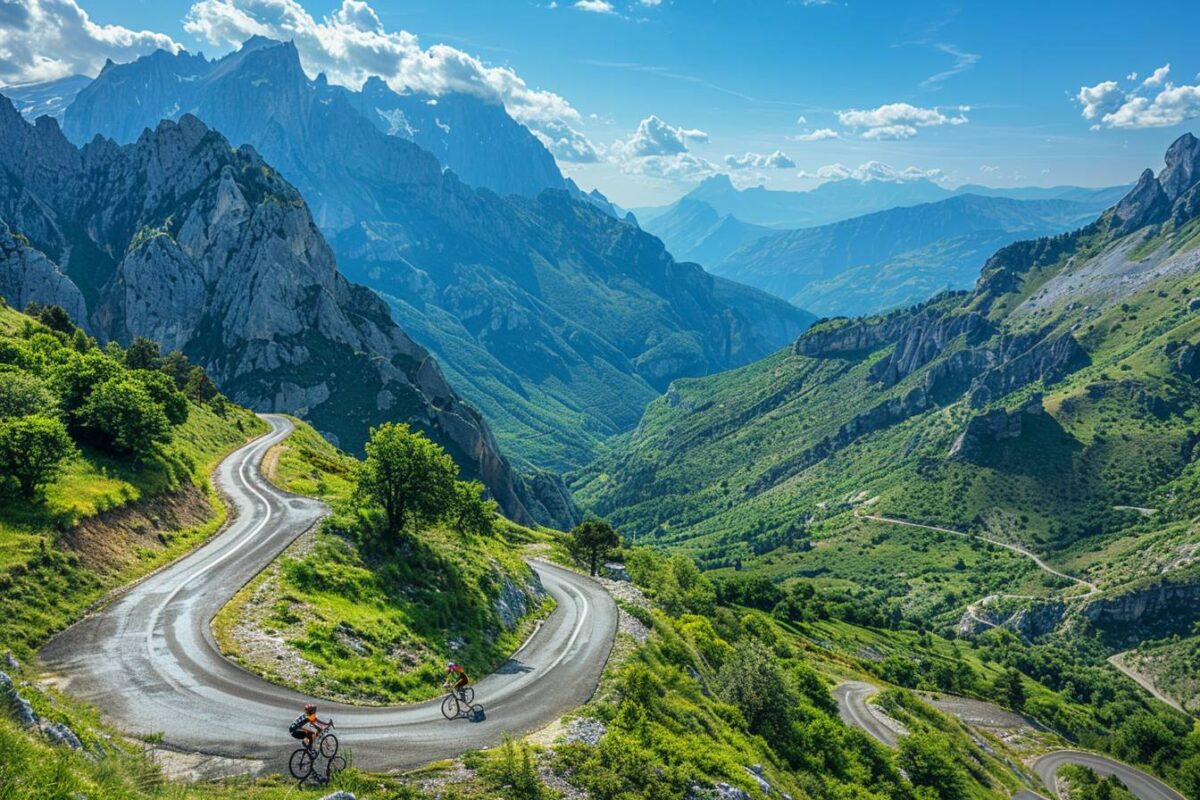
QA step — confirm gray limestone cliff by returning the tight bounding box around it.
[0,96,568,527]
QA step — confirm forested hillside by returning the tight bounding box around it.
[578,133,1200,647]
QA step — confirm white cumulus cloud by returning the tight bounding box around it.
[610,114,707,158]
[608,115,715,180]
[574,0,615,13]
[1142,64,1170,88]
[794,127,838,141]
[799,161,945,184]
[1076,65,1200,130]
[836,102,968,139]
[1077,80,1123,120]
[724,150,796,170]
[0,0,182,86]
[183,0,591,154]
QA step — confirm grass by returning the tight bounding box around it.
[214,416,555,704]
[0,397,266,660]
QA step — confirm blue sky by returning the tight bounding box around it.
[4,0,1200,206]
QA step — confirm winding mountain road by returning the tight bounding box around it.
[40,415,617,772]
[856,514,1099,598]
[835,682,1185,800]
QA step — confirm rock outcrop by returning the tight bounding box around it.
[0,221,87,322]
[793,312,913,357]
[0,96,557,526]
[949,393,1044,460]
[966,333,1087,408]
[1080,580,1200,644]
[870,311,993,387]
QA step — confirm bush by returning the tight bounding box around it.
[0,372,57,419]
[0,414,75,498]
[78,376,172,457]
[897,732,970,800]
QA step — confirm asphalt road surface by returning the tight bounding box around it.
[40,415,617,772]
[835,681,901,748]
[834,681,1185,800]
[1032,751,1185,800]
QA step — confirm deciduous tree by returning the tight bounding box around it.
[567,519,621,576]
[356,423,457,537]
[0,414,75,498]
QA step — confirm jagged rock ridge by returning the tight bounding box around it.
[0,96,565,527]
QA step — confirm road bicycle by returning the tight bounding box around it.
[288,720,340,780]
[440,684,483,720]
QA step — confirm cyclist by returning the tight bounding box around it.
[445,662,469,699]
[288,702,330,753]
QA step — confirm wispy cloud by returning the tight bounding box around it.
[921,43,980,89]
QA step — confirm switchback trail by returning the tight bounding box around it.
[40,415,618,772]
[857,513,1100,597]
[834,682,1184,800]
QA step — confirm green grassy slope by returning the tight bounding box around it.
[0,303,266,659]
[577,139,1200,624]
[214,417,553,704]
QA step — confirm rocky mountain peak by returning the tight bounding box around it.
[1111,167,1169,235]
[1159,131,1200,202]
[0,101,565,527]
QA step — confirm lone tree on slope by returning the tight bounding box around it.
[568,519,621,576]
[357,422,457,537]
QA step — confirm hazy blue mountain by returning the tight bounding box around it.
[636,173,1131,233]
[0,96,569,526]
[952,184,1130,205]
[60,39,810,472]
[0,75,91,122]
[713,193,1114,317]
[636,173,951,229]
[639,197,772,267]
[61,38,563,200]
[337,75,565,197]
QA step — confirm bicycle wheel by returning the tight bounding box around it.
[320,733,339,758]
[441,694,460,720]
[289,748,315,780]
[326,755,347,780]
[460,687,474,705]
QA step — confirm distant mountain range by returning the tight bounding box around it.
[640,180,1129,317]
[0,96,569,527]
[637,172,1129,231]
[0,74,91,122]
[710,193,1119,317]
[22,39,810,476]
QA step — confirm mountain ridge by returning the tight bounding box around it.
[0,96,569,526]
[57,38,812,473]
[578,132,1200,633]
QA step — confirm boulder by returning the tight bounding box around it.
[41,721,83,750]
[948,394,1043,460]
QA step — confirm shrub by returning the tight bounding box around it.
[78,376,172,457]
[0,414,75,498]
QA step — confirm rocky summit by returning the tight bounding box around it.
[0,96,569,527]
[59,38,812,473]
